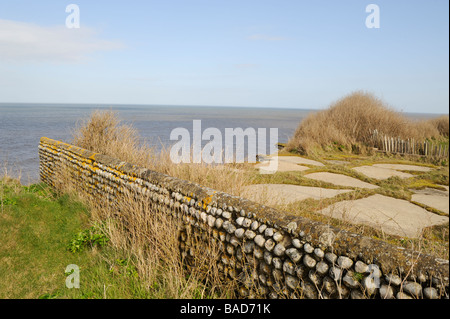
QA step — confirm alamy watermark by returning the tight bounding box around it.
[169,120,279,174]
[65,4,80,28]
[365,4,380,29]
[63,4,378,30]
[65,264,80,289]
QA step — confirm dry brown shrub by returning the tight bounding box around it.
[427,115,449,137]
[286,91,443,154]
[91,190,237,298]
[72,110,155,167]
[71,110,251,197]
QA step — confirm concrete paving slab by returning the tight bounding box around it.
[412,187,449,196]
[256,155,324,173]
[372,164,432,172]
[276,156,325,166]
[256,160,310,173]
[317,194,448,238]
[242,184,353,206]
[352,166,413,180]
[304,172,379,189]
[411,188,449,215]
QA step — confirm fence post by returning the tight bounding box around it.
[377,134,447,158]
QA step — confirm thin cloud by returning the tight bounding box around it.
[247,34,289,41]
[0,19,123,63]
[131,77,160,82]
[234,63,259,69]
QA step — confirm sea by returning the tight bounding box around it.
[0,103,442,185]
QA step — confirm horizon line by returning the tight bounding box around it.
[0,101,448,115]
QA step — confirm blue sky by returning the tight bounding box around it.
[0,0,448,113]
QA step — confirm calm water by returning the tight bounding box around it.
[0,103,316,184]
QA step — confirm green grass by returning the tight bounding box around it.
[0,178,158,299]
[0,177,227,299]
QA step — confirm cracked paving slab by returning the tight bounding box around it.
[317,194,448,238]
[304,172,379,189]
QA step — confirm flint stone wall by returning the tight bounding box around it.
[38,136,449,299]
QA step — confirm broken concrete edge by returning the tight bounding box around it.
[39,136,449,284]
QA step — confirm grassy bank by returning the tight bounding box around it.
[0,177,226,299]
[0,177,143,298]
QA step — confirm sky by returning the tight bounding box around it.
[0,0,448,113]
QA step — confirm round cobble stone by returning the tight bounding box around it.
[273,257,283,270]
[385,274,402,286]
[424,287,439,299]
[273,232,283,242]
[274,243,286,257]
[222,211,231,219]
[258,224,267,233]
[303,254,317,268]
[285,275,299,290]
[337,256,353,269]
[235,228,245,239]
[314,248,324,259]
[343,271,359,288]
[251,221,259,231]
[303,243,314,254]
[403,282,422,298]
[264,251,273,265]
[325,252,337,264]
[354,261,368,273]
[242,218,252,228]
[265,239,276,251]
[292,238,302,249]
[329,266,343,281]
[396,292,413,299]
[245,229,256,240]
[213,217,222,228]
[283,261,296,275]
[265,228,274,237]
[285,248,302,263]
[254,234,266,247]
[379,285,395,299]
[315,261,329,276]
